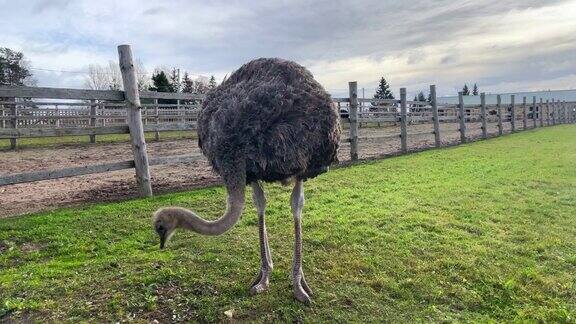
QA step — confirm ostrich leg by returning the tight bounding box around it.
[291,180,313,304]
[249,181,274,295]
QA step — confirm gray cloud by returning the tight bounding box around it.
[0,0,574,95]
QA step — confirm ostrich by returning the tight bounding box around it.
[153,58,341,303]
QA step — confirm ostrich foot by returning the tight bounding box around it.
[292,271,312,304]
[249,269,271,295]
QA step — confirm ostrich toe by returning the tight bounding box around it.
[249,269,271,295]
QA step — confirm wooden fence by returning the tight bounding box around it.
[1,45,575,197]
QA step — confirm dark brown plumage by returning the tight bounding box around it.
[198,58,341,187]
[154,58,340,303]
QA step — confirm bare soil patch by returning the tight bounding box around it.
[0,122,513,218]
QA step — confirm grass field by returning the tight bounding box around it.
[1,125,575,322]
[0,130,196,150]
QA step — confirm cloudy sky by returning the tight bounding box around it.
[1,0,575,98]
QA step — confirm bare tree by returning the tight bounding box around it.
[107,61,122,91]
[84,64,110,90]
[135,59,149,91]
[84,60,149,91]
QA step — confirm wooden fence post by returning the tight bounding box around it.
[118,44,153,197]
[348,81,359,161]
[458,92,466,143]
[430,85,440,147]
[559,101,563,124]
[178,99,184,124]
[497,95,503,136]
[100,103,106,126]
[540,99,544,127]
[480,92,488,139]
[552,99,556,125]
[89,99,97,143]
[55,104,60,128]
[522,96,527,130]
[400,87,408,153]
[532,97,537,128]
[153,99,160,141]
[10,100,18,150]
[545,99,550,126]
[510,95,516,132]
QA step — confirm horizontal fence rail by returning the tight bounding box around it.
[1,45,575,198]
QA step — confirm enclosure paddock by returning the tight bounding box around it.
[1,46,575,217]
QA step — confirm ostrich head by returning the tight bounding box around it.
[153,208,179,249]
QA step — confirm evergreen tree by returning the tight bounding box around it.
[427,92,433,103]
[149,71,175,104]
[181,72,194,93]
[208,75,217,89]
[181,72,209,104]
[374,77,394,99]
[0,47,34,86]
[149,71,172,92]
[417,91,426,102]
[169,68,181,92]
[472,83,479,96]
[462,84,470,96]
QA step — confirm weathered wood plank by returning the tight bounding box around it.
[532,96,544,128]
[140,91,204,100]
[357,98,398,104]
[0,123,196,139]
[149,154,203,166]
[0,126,129,138]
[458,92,466,143]
[118,44,153,197]
[545,99,550,126]
[0,153,205,186]
[400,88,408,153]
[0,86,125,101]
[342,134,400,143]
[497,95,503,136]
[0,86,207,101]
[551,99,556,125]
[153,99,160,141]
[510,95,516,132]
[480,93,488,139]
[357,117,397,123]
[430,85,440,148]
[522,97,527,130]
[348,82,359,161]
[0,160,135,186]
[9,101,18,149]
[89,99,97,143]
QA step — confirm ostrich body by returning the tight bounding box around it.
[154,58,341,303]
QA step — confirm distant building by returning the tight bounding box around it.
[438,89,576,105]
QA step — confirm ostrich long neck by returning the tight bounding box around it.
[174,184,245,236]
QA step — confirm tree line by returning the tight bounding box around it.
[373,76,482,103]
[0,47,36,86]
[0,47,217,101]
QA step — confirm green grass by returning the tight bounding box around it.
[1,125,575,322]
[0,130,195,150]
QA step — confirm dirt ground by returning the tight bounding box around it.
[0,122,513,218]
